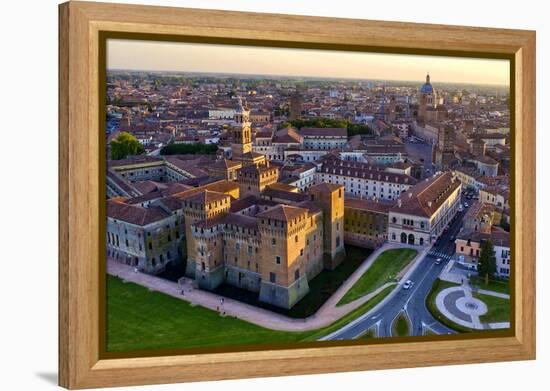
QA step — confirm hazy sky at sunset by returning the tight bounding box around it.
[107,39,510,86]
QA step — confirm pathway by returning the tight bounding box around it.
[107,242,425,333]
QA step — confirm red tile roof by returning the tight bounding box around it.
[107,199,171,226]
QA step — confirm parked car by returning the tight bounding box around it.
[402,280,414,290]
[435,258,443,265]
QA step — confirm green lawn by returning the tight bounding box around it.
[392,313,410,337]
[470,276,510,295]
[473,293,510,324]
[107,276,393,353]
[337,248,417,306]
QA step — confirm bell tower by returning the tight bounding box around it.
[231,96,252,160]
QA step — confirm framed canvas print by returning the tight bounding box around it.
[58,1,536,389]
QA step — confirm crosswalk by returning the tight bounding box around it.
[427,251,452,260]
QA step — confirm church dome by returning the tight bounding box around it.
[420,73,434,94]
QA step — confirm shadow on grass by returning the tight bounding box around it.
[213,245,372,318]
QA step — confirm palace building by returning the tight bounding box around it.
[388,172,462,246]
[182,183,345,309]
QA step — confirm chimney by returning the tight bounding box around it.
[397,199,402,208]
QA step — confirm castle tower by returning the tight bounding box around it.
[231,96,253,160]
[289,90,304,120]
[181,190,231,281]
[435,126,456,170]
[257,205,310,309]
[307,183,346,270]
[192,220,224,290]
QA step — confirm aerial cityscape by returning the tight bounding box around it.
[104,41,511,353]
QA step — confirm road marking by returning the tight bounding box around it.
[404,262,435,309]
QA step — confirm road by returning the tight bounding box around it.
[325,196,471,340]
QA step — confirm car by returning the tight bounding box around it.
[435,258,442,265]
[449,236,454,242]
[464,202,469,208]
[402,280,413,290]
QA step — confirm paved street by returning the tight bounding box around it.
[324,196,471,340]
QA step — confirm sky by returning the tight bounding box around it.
[107,39,510,86]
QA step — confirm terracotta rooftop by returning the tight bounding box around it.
[257,204,308,223]
[391,172,461,218]
[308,182,343,193]
[108,155,163,168]
[457,227,510,248]
[261,187,309,203]
[321,160,417,185]
[345,196,395,214]
[107,199,171,226]
[272,127,303,144]
[182,189,229,205]
[266,182,298,192]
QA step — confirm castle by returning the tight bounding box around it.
[106,97,346,309]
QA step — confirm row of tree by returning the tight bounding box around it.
[109,132,220,160]
[280,118,373,136]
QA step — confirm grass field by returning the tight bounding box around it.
[470,276,510,294]
[473,292,510,324]
[337,248,417,306]
[392,312,410,337]
[107,276,393,352]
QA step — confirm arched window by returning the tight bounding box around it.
[400,233,407,244]
[408,234,415,245]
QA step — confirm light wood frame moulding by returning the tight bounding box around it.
[59,1,536,389]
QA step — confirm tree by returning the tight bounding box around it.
[477,240,497,284]
[110,132,145,160]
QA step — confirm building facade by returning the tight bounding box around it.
[388,172,462,246]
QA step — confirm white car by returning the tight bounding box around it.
[402,280,414,290]
[435,258,442,265]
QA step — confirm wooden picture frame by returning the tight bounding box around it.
[59,1,536,389]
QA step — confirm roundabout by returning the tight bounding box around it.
[435,286,486,329]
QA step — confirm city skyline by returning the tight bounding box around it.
[107,39,510,86]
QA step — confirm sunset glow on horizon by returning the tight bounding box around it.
[107,39,510,86]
